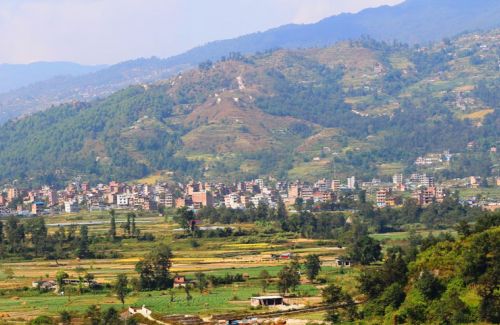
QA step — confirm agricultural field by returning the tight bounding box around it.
[0,211,357,322]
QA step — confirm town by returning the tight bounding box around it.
[1,171,499,218]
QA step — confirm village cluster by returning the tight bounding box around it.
[1,171,499,217]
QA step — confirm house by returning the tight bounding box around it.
[31,201,45,215]
[173,275,189,288]
[129,305,152,318]
[250,296,284,307]
[272,252,294,260]
[32,280,56,291]
[64,200,80,213]
[335,258,351,267]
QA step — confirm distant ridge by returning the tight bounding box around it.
[0,61,106,94]
[0,0,499,123]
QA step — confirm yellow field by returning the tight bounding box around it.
[461,108,494,121]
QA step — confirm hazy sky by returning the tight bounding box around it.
[0,0,403,65]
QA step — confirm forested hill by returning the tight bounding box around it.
[0,30,498,186]
[1,0,499,123]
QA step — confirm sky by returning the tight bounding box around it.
[0,0,404,65]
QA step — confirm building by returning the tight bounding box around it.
[393,174,403,185]
[64,201,80,213]
[191,190,213,208]
[117,194,131,207]
[224,193,241,209]
[376,189,389,208]
[31,202,44,215]
[7,188,19,202]
[331,180,341,191]
[335,258,351,267]
[250,296,284,307]
[347,176,356,190]
[173,276,189,288]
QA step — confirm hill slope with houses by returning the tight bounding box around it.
[0,29,498,186]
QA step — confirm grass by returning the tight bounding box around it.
[456,187,500,200]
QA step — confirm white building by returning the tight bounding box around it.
[64,201,80,213]
[117,194,131,207]
[347,176,356,189]
[393,174,403,185]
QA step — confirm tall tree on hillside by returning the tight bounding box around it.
[26,217,47,257]
[276,198,288,222]
[348,234,382,265]
[131,213,137,237]
[322,284,357,322]
[259,270,271,292]
[56,271,69,293]
[277,264,301,294]
[0,220,4,244]
[113,274,129,306]
[174,207,196,234]
[109,210,116,240]
[77,225,91,258]
[304,254,322,282]
[135,243,173,290]
[5,216,25,253]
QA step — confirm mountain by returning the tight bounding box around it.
[0,58,187,122]
[0,29,498,186]
[0,62,106,94]
[1,0,499,123]
[163,0,500,65]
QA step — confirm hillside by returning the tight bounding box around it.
[0,29,498,186]
[1,0,499,123]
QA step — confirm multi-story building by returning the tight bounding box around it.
[64,200,80,213]
[393,174,403,185]
[376,189,389,208]
[347,176,356,190]
[331,180,341,191]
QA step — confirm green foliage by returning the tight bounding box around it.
[135,243,173,290]
[29,316,54,325]
[304,254,322,282]
[113,274,129,305]
[348,234,382,265]
[277,263,300,294]
[322,284,357,322]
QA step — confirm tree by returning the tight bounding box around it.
[304,254,322,282]
[109,210,116,240]
[131,213,137,237]
[114,274,129,306]
[102,307,120,325]
[259,270,271,292]
[135,243,173,290]
[348,234,382,265]
[195,272,208,293]
[415,270,444,300]
[322,284,357,322]
[59,311,72,325]
[84,272,95,288]
[276,198,288,222]
[0,220,4,245]
[174,207,196,233]
[56,271,69,293]
[77,225,91,258]
[5,216,25,253]
[277,265,300,294]
[85,305,101,325]
[185,285,193,304]
[26,217,48,257]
